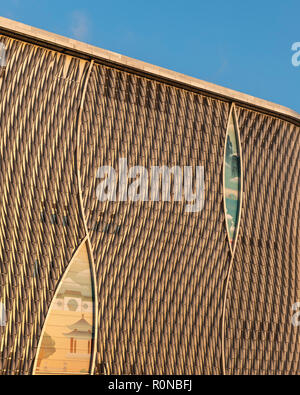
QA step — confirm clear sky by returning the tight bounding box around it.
[1,0,300,113]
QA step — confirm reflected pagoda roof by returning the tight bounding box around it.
[64,314,93,335]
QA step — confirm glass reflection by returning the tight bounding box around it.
[35,243,94,375]
[224,110,241,247]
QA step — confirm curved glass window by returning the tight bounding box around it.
[224,108,242,248]
[0,302,6,327]
[35,243,94,375]
[0,43,6,75]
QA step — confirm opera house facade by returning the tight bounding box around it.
[0,17,299,375]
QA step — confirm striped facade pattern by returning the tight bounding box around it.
[0,33,299,375]
[224,108,300,374]
[0,35,87,374]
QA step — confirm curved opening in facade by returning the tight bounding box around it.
[0,42,6,77]
[224,106,242,250]
[34,242,95,375]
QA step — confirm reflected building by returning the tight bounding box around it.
[35,242,94,375]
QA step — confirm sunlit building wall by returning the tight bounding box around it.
[0,17,299,375]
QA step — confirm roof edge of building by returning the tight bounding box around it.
[1,16,300,125]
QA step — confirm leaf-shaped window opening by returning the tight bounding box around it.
[0,302,6,327]
[224,107,242,249]
[34,243,95,375]
[0,43,6,77]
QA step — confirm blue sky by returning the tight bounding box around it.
[1,0,300,112]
